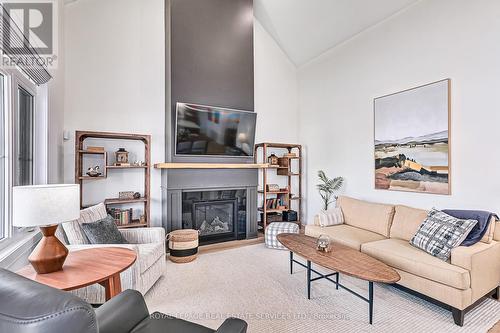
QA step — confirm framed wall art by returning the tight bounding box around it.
[374,79,450,195]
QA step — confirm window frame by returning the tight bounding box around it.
[0,63,48,244]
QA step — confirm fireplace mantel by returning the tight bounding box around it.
[155,163,269,169]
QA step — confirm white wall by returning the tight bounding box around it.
[47,0,65,183]
[298,0,500,222]
[254,19,300,202]
[63,0,165,226]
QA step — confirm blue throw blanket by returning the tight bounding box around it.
[442,210,498,246]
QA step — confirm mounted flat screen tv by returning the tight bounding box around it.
[175,103,257,157]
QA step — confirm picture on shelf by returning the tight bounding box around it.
[374,79,450,195]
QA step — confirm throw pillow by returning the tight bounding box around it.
[81,215,129,244]
[314,208,344,227]
[61,203,108,245]
[410,209,477,261]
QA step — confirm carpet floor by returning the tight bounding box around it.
[145,244,500,333]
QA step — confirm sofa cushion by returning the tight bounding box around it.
[138,242,165,274]
[390,205,428,241]
[480,216,496,243]
[494,220,500,241]
[337,196,395,237]
[61,203,108,245]
[361,239,471,290]
[305,224,386,251]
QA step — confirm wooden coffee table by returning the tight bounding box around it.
[17,247,137,301]
[277,233,400,324]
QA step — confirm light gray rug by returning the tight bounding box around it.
[145,244,500,333]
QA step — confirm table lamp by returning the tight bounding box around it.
[13,184,80,274]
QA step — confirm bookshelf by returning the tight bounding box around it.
[254,143,302,230]
[75,131,151,229]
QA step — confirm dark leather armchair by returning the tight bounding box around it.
[0,268,247,333]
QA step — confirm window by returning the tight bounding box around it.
[14,87,34,186]
[0,67,47,243]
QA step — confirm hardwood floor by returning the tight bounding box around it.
[198,232,264,255]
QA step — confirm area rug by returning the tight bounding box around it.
[145,244,500,333]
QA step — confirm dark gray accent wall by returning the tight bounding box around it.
[170,0,254,163]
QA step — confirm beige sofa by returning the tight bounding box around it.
[305,196,500,326]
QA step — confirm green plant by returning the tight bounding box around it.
[316,170,344,210]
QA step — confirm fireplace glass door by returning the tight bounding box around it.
[193,199,236,238]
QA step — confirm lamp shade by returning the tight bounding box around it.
[13,184,80,228]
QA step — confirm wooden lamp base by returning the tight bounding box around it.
[28,225,69,274]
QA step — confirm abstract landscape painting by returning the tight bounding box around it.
[374,79,450,195]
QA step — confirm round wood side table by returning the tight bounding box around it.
[17,247,137,301]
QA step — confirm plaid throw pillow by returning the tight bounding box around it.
[410,209,477,261]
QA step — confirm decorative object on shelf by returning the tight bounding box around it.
[86,166,102,177]
[268,154,279,166]
[86,146,104,152]
[168,229,199,263]
[316,234,332,253]
[12,184,80,274]
[133,192,141,199]
[261,212,282,223]
[139,214,146,224]
[374,79,450,195]
[133,160,146,167]
[119,191,135,199]
[317,170,344,211]
[115,148,129,165]
[278,157,289,168]
[284,152,297,158]
[266,184,280,192]
[283,210,298,222]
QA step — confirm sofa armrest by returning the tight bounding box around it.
[120,227,166,244]
[96,290,149,333]
[451,241,500,302]
[215,318,248,333]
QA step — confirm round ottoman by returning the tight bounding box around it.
[265,222,300,250]
[168,229,199,263]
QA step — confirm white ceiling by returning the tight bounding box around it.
[254,0,420,67]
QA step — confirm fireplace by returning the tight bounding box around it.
[182,189,247,244]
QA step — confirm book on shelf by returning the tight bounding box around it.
[264,197,287,210]
[108,208,133,225]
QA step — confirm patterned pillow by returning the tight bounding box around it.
[81,215,129,244]
[314,208,344,227]
[61,203,108,245]
[410,209,478,261]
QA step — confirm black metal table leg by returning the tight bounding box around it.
[307,260,311,300]
[289,251,293,275]
[369,281,374,325]
[335,272,339,290]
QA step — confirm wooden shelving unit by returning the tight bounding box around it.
[254,143,302,230]
[75,131,151,229]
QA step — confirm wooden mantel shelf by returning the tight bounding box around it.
[154,163,270,169]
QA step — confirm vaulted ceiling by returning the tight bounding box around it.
[254,0,420,67]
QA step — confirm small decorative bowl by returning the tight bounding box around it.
[86,171,102,177]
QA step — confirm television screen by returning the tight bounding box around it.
[175,103,257,157]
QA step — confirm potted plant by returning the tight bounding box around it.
[316,170,344,211]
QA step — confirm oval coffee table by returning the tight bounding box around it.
[277,233,400,325]
[17,247,137,301]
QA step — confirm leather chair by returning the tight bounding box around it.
[0,269,247,333]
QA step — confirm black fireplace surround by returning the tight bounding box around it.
[182,189,247,245]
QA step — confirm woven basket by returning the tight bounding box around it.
[168,229,199,263]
